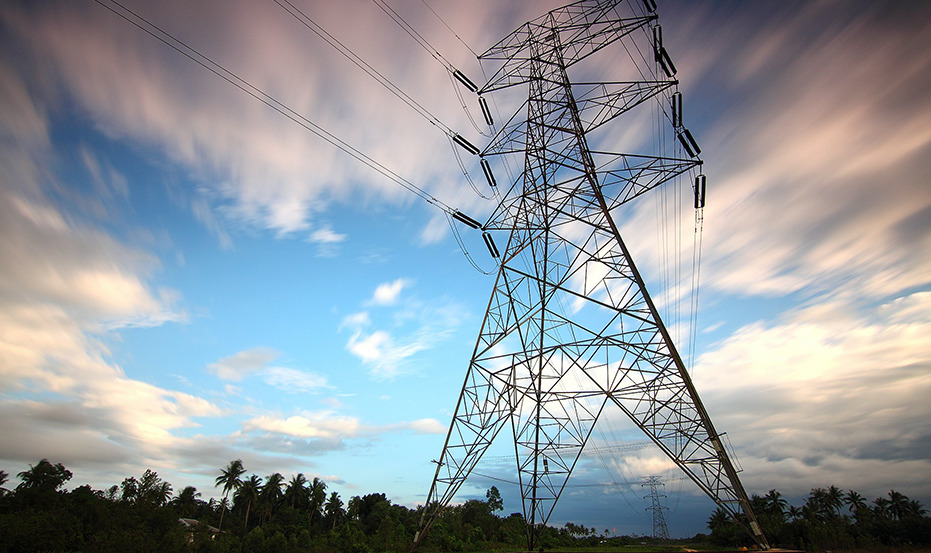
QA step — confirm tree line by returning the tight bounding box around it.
[708,486,931,551]
[4,458,930,552]
[0,458,614,553]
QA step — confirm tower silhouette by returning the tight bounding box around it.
[643,476,670,540]
[415,1,768,550]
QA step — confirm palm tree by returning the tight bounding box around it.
[173,486,202,518]
[806,488,828,521]
[284,473,309,510]
[0,470,8,495]
[235,474,263,529]
[825,485,844,518]
[888,490,909,521]
[764,489,788,519]
[707,507,730,532]
[16,459,72,492]
[215,459,246,530]
[786,505,803,522]
[258,473,285,525]
[325,491,344,530]
[844,490,867,523]
[906,499,926,518]
[309,477,327,525]
[872,496,891,519]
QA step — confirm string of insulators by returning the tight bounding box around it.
[656,47,676,77]
[478,96,494,126]
[694,174,706,209]
[453,69,478,93]
[453,133,480,155]
[671,91,682,128]
[483,232,500,258]
[452,210,482,229]
[480,158,497,188]
[652,24,677,78]
[642,0,657,13]
[678,129,701,157]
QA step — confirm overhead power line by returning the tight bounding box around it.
[272,0,461,140]
[93,0,457,216]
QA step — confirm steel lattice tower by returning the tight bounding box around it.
[643,476,670,540]
[415,1,768,550]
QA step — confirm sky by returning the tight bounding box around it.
[2,0,931,539]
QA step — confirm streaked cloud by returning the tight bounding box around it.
[262,367,331,393]
[207,347,279,381]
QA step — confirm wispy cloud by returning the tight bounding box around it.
[369,278,411,306]
[342,280,466,379]
[208,347,279,381]
[262,367,331,393]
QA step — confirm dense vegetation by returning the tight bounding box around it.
[2,459,929,552]
[0,459,614,553]
[708,487,931,551]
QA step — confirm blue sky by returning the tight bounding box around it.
[2,0,931,538]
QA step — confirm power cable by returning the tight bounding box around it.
[419,0,479,58]
[93,0,466,220]
[273,0,459,139]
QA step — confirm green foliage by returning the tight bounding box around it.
[706,486,931,552]
[2,459,929,553]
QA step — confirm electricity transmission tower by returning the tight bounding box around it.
[642,476,670,540]
[415,1,768,550]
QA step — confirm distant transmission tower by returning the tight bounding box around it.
[642,476,670,540]
[414,1,768,550]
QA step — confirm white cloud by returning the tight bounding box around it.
[397,418,445,435]
[309,224,346,244]
[241,411,445,443]
[207,347,279,381]
[262,367,331,393]
[370,278,411,306]
[243,411,365,440]
[692,291,931,498]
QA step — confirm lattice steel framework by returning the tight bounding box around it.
[415,1,768,550]
[643,476,670,540]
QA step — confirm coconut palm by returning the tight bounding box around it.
[284,473,309,510]
[258,472,285,525]
[235,474,263,529]
[0,470,8,495]
[907,499,926,518]
[844,490,867,522]
[325,491,344,530]
[888,490,909,521]
[872,496,891,519]
[805,488,828,521]
[215,459,246,530]
[309,477,327,525]
[16,459,72,492]
[764,489,788,519]
[825,485,844,518]
[173,486,202,518]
